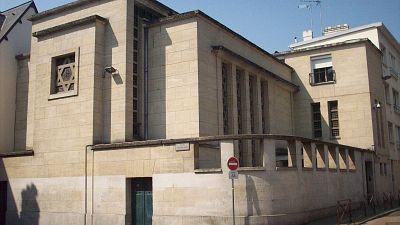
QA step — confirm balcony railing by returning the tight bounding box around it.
[309,70,336,86]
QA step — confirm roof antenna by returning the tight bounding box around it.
[298,0,323,35]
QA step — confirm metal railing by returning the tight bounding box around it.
[337,199,352,224]
[309,70,336,85]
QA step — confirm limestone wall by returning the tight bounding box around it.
[196,16,294,137]
[147,18,199,139]
[0,7,36,152]
[284,43,376,149]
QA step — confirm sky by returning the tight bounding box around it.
[1,0,399,52]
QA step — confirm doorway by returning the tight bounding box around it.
[131,178,152,225]
[0,181,7,225]
[365,161,374,195]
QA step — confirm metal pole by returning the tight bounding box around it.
[232,178,235,225]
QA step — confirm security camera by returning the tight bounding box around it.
[104,66,117,74]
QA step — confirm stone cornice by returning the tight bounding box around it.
[32,15,108,38]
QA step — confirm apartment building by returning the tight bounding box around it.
[277,22,400,197]
[0,1,397,225]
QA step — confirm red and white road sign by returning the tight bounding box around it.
[227,157,239,171]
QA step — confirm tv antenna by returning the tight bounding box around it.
[298,0,323,34]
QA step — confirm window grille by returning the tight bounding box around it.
[311,103,322,138]
[53,54,75,94]
[328,101,339,138]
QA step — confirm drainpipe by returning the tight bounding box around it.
[143,24,149,140]
[84,144,93,225]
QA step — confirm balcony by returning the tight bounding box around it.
[309,70,336,86]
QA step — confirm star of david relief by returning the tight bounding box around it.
[56,57,75,93]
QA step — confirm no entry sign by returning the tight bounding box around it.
[227,157,239,171]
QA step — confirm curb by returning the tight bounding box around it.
[356,207,400,225]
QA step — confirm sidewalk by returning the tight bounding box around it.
[305,207,400,225]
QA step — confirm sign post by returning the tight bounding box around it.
[227,157,239,225]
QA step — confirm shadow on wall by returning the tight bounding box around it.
[0,158,40,225]
[245,175,260,225]
[19,184,40,225]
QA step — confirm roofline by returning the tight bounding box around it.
[29,0,103,21]
[0,0,37,13]
[145,0,178,15]
[276,38,381,57]
[148,10,294,72]
[29,0,177,22]
[0,1,37,43]
[378,24,400,54]
[289,22,384,48]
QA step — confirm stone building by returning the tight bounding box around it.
[277,22,400,197]
[0,1,397,225]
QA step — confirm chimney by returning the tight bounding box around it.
[323,24,349,36]
[302,30,313,41]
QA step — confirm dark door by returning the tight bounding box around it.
[365,161,374,195]
[0,181,7,225]
[132,178,152,225]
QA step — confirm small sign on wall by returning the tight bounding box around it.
[175,143,190,151]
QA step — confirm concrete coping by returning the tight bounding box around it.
[32,15,108,38]
[0,150,34,158]
[92,134,370,153]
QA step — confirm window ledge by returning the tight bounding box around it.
[194,168,222,174]
[330,136,341,140]
[238,167,265,171]
[48,90,78,100]
[0,150,34,158]
[276,166,297,171]
[310,81,335,86]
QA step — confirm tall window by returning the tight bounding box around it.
[381,44,387,65]
[310,55,335,85]
[133,6,161,138]
[388,122,394,143]
[393,89,399,111]
[328,101,339,138]
[311,103,322,138]
[390,53,396,71]
[261,81,269,133]
[222,63,230,134]
[236,69,244,164]
[385,85,391,104]
[397,125,400,147]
